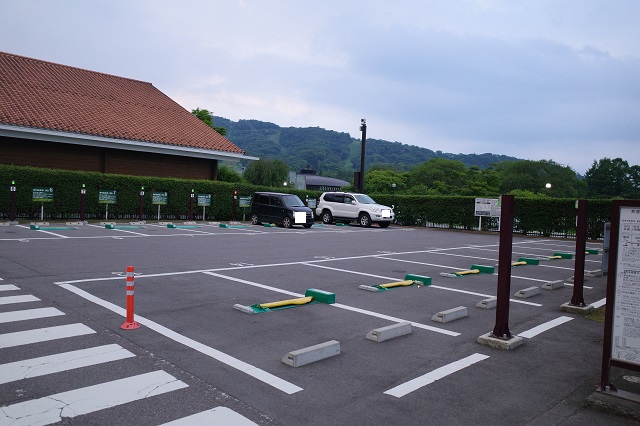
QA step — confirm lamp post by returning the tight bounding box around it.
[359,118,366,193]
[139,186,145,221]
[80,183,86,222]
[9,180,16,222]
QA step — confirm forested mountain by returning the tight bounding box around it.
[215,116,518,181]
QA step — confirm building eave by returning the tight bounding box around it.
[0,124,259,162]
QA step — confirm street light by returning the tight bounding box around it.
[359,118,366,193]
[545,183,552,189]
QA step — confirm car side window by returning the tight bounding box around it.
[343,196,354,204]
[258,195,269,204]
[270,196,283,207]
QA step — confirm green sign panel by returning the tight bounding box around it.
[152,191,168,205]
[33,186,54,202]
[99,190,117,204]
[197,194,212,207]
[239,196,251,208]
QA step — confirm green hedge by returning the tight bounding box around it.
[0,164,318,221]
[0,164,613,239]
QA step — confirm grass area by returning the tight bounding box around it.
[584,306,606,322]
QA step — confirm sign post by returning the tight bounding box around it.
[189,189,195,221]
[32,187,54,220]
[474,198,501,231]
[600,200,640,395]
[239,195,251,221]
[99,190,117,220]
[197,194,212,220]
[152,191,168,221]
[9,180,16,222]
[232,190,238,221]
[80,184,86,222]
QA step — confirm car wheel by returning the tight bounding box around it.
[250,214,260,225]
[322,210,333,224]
[378,222,390,228]
[282,216,292,228]
[303,223,313,228]
[359,213,372,227]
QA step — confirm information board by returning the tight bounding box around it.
[197,194,211,207]
[152,192,168,205]
[474,198,501,217]
[239,196,251,208]
[611,206,640,365]
[32,187,54,202]
[98,190,117,204]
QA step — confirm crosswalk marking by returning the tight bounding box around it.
[0,295,40,305]
[160,407,257,425]
[0,370,188,425]
[0,344,136,385]
[0,285,20,292]
[0,323,95,348]
[0,307,65,324]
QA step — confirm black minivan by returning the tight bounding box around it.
[250,192,314,228]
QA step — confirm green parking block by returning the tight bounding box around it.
[168,225,200,229]
[305,288,336,304]
[404,274,432,286]
[585,249,600,255]
[470,264,495,274]
[553,252,573,259]
[105,224,141,229]
[336,223,346,226]
[31,225,74,230]
[518,257,540,265]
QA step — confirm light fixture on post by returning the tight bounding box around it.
[359,118,367,193]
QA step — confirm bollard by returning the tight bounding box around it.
[120,266,140,330]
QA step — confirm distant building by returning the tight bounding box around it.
[0,51,257,180]
[289,168,350,191]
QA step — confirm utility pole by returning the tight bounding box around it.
[359,118,366,193]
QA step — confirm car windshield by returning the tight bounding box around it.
[354,194,377,204]
[282,195,305,207]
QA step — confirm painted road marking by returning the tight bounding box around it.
[0,344,136,385]
[304,263,542,307]
[384,353,489,398]
[160,407,257,425]
[0,323,95,349]
[58,284,303,395]
[0,370,187,425]
[205,271,459,337]
[17,224,70,238]
[0,284,19,291]
[517,316,574,339]
[591,298,606,308]
[0,307,65,324]
[87,223,150,236]
[0,295,40,305]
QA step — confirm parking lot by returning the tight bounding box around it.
[0,221,628,425]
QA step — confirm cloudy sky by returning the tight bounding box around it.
[2,1,639,174]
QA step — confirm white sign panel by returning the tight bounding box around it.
[611,207,640,365]
[474,198,501,218]
[294,212,306,224]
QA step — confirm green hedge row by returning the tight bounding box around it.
[0,164,317,221]
[0,164,613,239]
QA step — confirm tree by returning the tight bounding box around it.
[243,159,289,187]
[584,157,636,198]
[217,164,243,183]
[495,159,582,198]
[406,158,467,195]
[191,108,227,136]
[364,169,407,193]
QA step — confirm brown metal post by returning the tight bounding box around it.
[492,195,514,339]
[570,200,587,306]
[9,181,16,221]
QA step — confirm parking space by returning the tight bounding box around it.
[0,222,618,424]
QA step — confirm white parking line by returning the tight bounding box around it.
[160,407,257,426]
[0,344,136,385]
[591,298,606,308]
[0,370,187,425]
[384,353,489,398]
[0,295,40,305]
[16,224,70,238]
[0,323,95,348]
[517,316,573,339]
[58,284,303,395]
[0,284,20,291]
[0,307,65,324]
[204,271,459,337]
[87,223,150,236]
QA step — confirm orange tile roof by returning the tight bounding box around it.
[0,51,244,154]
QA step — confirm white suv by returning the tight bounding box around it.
[315,192,394,228]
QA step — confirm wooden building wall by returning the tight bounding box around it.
[0,136,219,180]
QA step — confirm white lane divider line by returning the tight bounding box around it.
[0,307,65,324]
[591,298,606,309]
[384,353,489,398]
[160,407,257,426]
[517,316,574,339]
[0,295,40,305]
[0,344,136,385]
[0,323,95,349]
[0,284,20,291]
[0,370,187,425]
[58,283,303,395]
[205,271,459,337]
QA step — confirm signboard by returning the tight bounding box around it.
[152,192,168,205]
[611,206,640,365]
[197,194,212,207]
[239,196,251,208]
[32,187,54,202]
[98,190,117,204]
[475,198,501,217]
[306,198,317,209]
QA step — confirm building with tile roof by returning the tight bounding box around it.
[0,51,257,180]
